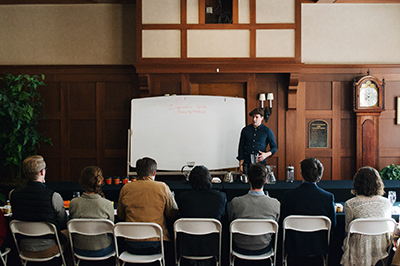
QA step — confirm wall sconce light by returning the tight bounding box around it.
[259,93,274,122]
[259,93,266,108]
[267,93,274,110]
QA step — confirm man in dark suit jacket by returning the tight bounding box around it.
[280,158,336,266]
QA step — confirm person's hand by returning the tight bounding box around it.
[258,151,272,162]
[239,164,244,174]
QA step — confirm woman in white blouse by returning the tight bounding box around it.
[340,166,392,266]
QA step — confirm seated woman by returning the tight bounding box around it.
[177,165,227,265]
[340,166,392,266]
[69,166,115,257]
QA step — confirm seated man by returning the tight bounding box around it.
[177,165,227,265]
[229,163,280,255]
[117,157,178,262]
[10,155,68,258]
[280,157,336,266]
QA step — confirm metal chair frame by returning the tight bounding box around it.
[282,215,331,266]
[229,219,279,266]
[9,220,67,266]
[174,218,222,266]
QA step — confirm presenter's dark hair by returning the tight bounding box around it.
[248,163,267,189]
[352,166,385,196]
[80,166,104,197]
[136,157,157,178]
[301,157,324,183]
[189,165,212,190]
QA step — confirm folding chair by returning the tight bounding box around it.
[9,220,67,266]
[113,222,164,266]
[282,215,331,266]
[346,217,396,265]
[174,218,222,266]
[67,219,117,266]
[229,219,279,266]
[0,247,11,266]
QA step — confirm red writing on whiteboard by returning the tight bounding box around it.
[170,104,207,114]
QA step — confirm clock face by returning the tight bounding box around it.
[359,80,378,107]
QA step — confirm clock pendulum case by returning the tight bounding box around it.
[353,72,385,169]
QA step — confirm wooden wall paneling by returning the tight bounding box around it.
[61,82,69,181]
[181,0,187,59]
[96,82,105,168]
[295,0,301,63]
[305,81,332,110]
[277,77,287,180]
[181,74,191,94]
[138,74,150,97]
[136,0,143,62]
[332,81,341,180]
[232,0,238,24]
[285,81,306,180]
[199,0,205,24]
[249,0,256,58]
[246,74,257,124]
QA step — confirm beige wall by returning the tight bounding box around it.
[0,4,136,65]
[2,3,400,65]
[302,3,400,64]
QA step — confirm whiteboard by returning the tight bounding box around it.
[130,95,246,171]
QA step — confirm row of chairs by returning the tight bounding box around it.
[6,216,397,266]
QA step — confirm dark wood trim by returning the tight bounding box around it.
[136,0,143,63]
[295,0,301,63]
[61,82,69,182]
[332,81,341,180]
[199,0,205,24]
[96,82,105,167]
[181,0,187,59]
[232,0,238,24]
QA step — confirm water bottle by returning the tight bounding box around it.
[286,164,294,182]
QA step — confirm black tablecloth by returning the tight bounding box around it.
[39,179,400,203]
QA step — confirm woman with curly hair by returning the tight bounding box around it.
[69,166,115,257]
[340,166,391,266]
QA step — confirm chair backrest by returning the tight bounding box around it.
[67,218,116,263]
[174,218,222,265]
[230,219,278,236]
[229,219,279,266]
[113,222,164,260]
[348,218,396,236]
[283,215,331,234]
[113,222,163,240]
[282,215,332,266]
[174,218,222,235]
[67,218,114,236]
[9,220,66,265]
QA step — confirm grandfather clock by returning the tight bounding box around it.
[353,72,385,170]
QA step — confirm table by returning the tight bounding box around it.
[40,179,400,203]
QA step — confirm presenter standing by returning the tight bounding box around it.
[237,108,277,175]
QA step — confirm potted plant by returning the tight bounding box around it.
[0,73,52,184]
[380,164,400,180]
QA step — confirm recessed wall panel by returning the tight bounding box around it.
[142,0,180,24]
[142,30,181,58]
[187,0,199,24]
[188,30,250,58]
[256,0,295,23]
[302,4,400,64]
[256,30,295,58]
[239,0,250,24]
